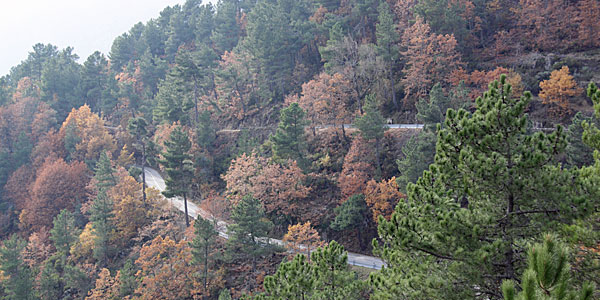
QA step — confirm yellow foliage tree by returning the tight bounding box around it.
[364,177,405,223]
[282,222,325,261]
[539,66,581,117]
[116,145,134,168]
[71,223,95,261]
[59,105,116,161]
[109,170,166,244]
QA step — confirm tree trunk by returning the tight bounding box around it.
[194,78,199,124]
[204,243,208,290]
[183,193,190,227]
[389,63,398,110]
[375,138,382,179]
[356,227,363,251]
[141,143,146,207]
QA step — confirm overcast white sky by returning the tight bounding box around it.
[0,0,213,76]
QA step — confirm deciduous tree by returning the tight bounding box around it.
[539,66,581,118]
[59,105,116,163]
[364,177,404,223]
[400,17,462,105]
[282,222,325,260]
[134,236,198,300]
[338,137,376,201]
[20,158,88,232]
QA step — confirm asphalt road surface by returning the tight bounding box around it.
[143,167,385,270]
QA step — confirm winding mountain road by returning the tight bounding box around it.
[144,167,385,270]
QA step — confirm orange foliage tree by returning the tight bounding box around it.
[30,129,67,168]
[282,221,325,260]
[85,268,119,300]
[19,158,89,231]
[252,160,311,223]
[451,67,524,100]
[514,0,577,51]
[539,66,581,117]
[222,152,266,206]
[4,165,35,211]
[576,0,600,48]
[22,230,53,268]
[288,72,356,129]
[59,105,116,162]
[0,78,56,151]
[135,236,221,299]
[364,177,405,223]
[222,153,311,223]
[338,137,376,202]
[401,17,462,105]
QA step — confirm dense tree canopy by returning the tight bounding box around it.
[0,0,598,298]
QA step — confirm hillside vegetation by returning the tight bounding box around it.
[0,0,598,299]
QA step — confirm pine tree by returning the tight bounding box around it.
[94,151,116,191]
[330,194,369,249]
[89,189,114,267]
[211,0,241,54]
[565,112,597,168]
[270,103,308,168]
[38,254,91,300]
[153,74,194,125]
[376,1,400,109]
[118,259,137,298]
[226,194,277,288]
[191,216,218,290]
[218,289,233,300]
[49,209,80,256]
[127,116,149,204]
[259,254,315,300]
[396,83,469,191]
[501,235,595,300]
[196,110,216,150]
[0,235,35,300]
[371,75,583,299]
[311,241,363,300]
[159,126,194,227]
[354,94,387,177]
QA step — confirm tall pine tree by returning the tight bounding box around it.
[270,103,308,168]
[159,126,194,226]
[371,75,586,299]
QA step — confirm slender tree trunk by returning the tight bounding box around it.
[194,78,199,124]
[356,227,363,251]
[183,193,190,227]
[504,192,515,280]
[141,143,146,206]
[389,63,398,110]
[330,258,335,300]
[204,243,208,290]
[375,138,382,179]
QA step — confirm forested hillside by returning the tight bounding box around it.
[0,0,599,299]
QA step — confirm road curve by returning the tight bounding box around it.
[143,167,385,270]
